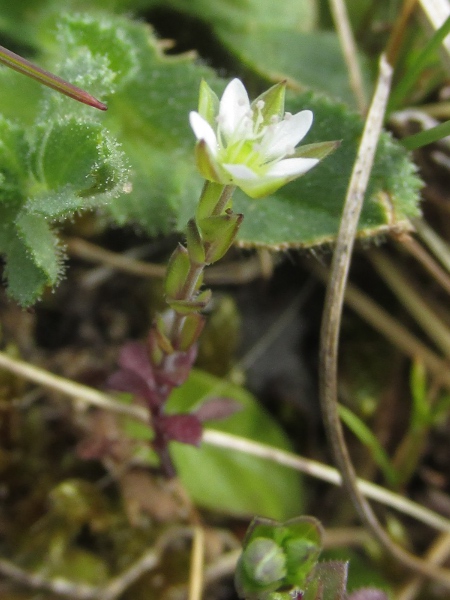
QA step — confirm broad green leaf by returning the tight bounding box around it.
[167,0,317,32]
[217,29,370,108]
[0,69,42,125]
[48,13,223,235]
[167,368,304,520]
[146,0,366,106]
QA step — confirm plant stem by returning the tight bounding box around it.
[169,182,236,347]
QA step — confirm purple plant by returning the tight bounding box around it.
[107,330,240,476]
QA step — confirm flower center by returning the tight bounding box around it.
[216,100,278,173]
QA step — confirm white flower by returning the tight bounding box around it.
[189,78,322,198]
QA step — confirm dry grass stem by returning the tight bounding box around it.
[386,0,418,65]
[328,0,367,112]
[398,232,450,295]
[0,350,149,421]
[414,217,450,273]
[188,526,206,600]
[67,236,273,285]
[369,249,450,357]
[398,533,450,600]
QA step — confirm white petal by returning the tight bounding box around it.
[219,79,251,140]
[222,163,258,181]
[261,110,313,160]
[189,111,218,155]
[265,157,319,178]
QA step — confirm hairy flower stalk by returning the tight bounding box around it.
[108,78,335,477]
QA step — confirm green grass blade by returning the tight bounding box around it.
[389,15,450,111]
[338,404,398,486]
[401,118,450,149]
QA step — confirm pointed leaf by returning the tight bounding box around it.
[164,245,191,300]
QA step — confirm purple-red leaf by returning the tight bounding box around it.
[118,342,156,386]
[158,414,203,446]
[194,397,242,422]
[106,369,160,410]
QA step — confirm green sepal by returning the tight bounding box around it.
[293,140,341,161]
[194,139,225,183]
[196,181,229,221]
[198,79,219,128]
[154,314,174,356]
[178,313,205,351]
[199,213,243,264]
[168,289,212,315]
[252,81,286,129]
[164,244,190,300]
[186,218,206,265]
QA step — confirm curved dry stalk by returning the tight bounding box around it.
[318,54,450,587]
